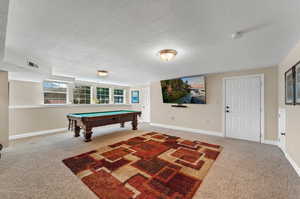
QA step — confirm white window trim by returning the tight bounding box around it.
[130,89,141,104]
[73,85,92,104]
[96,87,110,104]
[42,81,129,106]
[43,80,68,105]
[113,88,126,104]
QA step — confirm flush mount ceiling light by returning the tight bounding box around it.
[158,49,178,62]
[97,70,108,77]
[231,31,244,39]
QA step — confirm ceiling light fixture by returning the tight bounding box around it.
[158,49,178,62]
[231,31,244,39]
[97,70,109,77]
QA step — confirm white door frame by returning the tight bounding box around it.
[129,86,151,123]
[222,74,265,143]
[141,86,151,123]
[278,108,286,152]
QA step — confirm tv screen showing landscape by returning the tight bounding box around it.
[161,75,206,104]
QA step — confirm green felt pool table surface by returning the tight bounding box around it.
[67,110,140,118]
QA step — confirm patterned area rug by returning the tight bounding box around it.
[63,132,223,199]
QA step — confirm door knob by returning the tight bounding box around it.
[281,133,286,136]
[226,110,230,113]
[226,106,230,109]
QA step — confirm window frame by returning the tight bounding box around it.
[73,85,92,104]
[96,87,110,104]
[113,88,125,104]
[43,81,68,105]
[131,90,140,104]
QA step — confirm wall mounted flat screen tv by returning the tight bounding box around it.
[161,75,206,104]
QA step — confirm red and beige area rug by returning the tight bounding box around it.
[63,132,222,199]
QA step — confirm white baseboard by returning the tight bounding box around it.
[150,123,224,137]
[9,128,67,140]
[284,152,300,177]
[261,139,279,146]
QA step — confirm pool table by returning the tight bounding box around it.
[67,110,142,142]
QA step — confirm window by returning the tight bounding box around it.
[114,89,124,104]
[73,85,91,104]
[131,90,140,103]
[43,81,67,104]
[96,87,110,104]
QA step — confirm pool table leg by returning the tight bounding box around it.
[132,118,138,130]
[74,122,80,137]
[84,128,93,142]
[120,122,125,128]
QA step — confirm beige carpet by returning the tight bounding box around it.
[0,123,299,199]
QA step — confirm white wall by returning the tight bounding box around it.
[9,105,133,136]
[0,0,9,61]
[9,80,133,136]
[150,66,279,141]
[9,80,43,106]
[0,71,9,146]
[279,41,300,170]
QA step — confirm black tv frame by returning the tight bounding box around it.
[160,75,207,105]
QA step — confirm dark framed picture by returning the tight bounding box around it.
[285,67,295,105]
[131,90,140,104]
[295,63,300,105]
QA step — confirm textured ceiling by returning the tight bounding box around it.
[4,0,300,85]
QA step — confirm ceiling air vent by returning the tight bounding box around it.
[28,61,39,69]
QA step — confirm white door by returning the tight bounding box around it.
[278,108,286,152]
[141,86,150,122]
[225,76,262,142]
